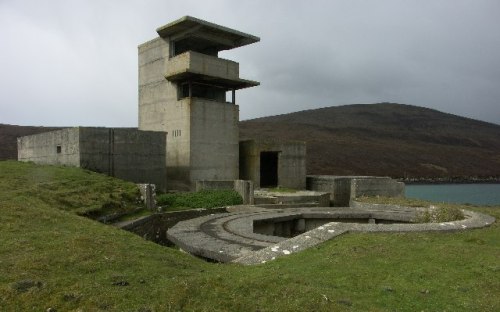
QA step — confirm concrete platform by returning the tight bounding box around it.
[253,189,330,207]
[166,206,495,265]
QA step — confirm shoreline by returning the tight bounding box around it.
[400,177,500,185]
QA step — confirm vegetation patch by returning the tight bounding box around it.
[0,160,142,218]
[357,196,466,223]
[356,195,429,207]
[157,189,243,211]
[416,205,465,223]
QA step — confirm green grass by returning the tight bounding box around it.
[0,160,142,218]
[157,189,243,211]
[1,161,499,311]
[356,196,466,222]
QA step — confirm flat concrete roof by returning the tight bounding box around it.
[156,16,260,51]
[166,72,259,90]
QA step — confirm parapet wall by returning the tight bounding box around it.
[307,175,405,206]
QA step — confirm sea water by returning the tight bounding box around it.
[405,183,500,206]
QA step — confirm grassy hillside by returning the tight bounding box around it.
[240,103,500,179]
[1,161,499,311]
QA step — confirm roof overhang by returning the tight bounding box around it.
[156,16,260,52]
[166,72,259,90]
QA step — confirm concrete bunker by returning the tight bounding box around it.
[260,151,279,187]
[240,140,306,189]
[253,213,411,238]
[17,127,168,191]
[164,206,495,264]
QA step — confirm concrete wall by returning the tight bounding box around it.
[18,128,80,166]
[277,142,307,189]
[166,51,239,80]
[83,128,167,191]
[307,175,405,206]
[239,140,306,189]
[138,37,240,190]
[18,127,168,191]
[306,175,357,205]
[119,208,228,246]
[190,98,239,186]
[138,37,179,133]
[352,177,405,199]
[138,38,188,190]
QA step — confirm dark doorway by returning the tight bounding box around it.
[260,152,279,188]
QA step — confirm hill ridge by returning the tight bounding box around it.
[240,103,500,178]
[2,103,500,178]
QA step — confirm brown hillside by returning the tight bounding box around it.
[2,103,500,179]
[240,103,500,178]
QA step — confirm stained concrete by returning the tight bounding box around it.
[240,140,306,189]
[115,208,227,247]
[253,189,330,207]
[156,16,259,52]
[18,127,167,191]
[307,175,404,206]
[138,16,259,190]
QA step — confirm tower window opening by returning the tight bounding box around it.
[179,82,226,102]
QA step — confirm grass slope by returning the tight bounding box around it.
[1,161,499,311]
[240,103,500,178]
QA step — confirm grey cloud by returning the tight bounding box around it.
[1,0,499,126]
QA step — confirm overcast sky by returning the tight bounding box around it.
[1,0,499,127]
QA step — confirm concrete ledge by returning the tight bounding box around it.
[254,190,330,207]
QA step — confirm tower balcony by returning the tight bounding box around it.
[165,51,259,90]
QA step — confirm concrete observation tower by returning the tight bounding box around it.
[138,16,259,190]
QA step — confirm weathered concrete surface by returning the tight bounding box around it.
[254,189,329,207]
[166,206,495,264]
[139,18,259,191]
[115,207,227,247]
[190,98,240,185]
[240,140,306,189]
[137,184,157,210]
[307,175,404,206]
[17,128,81,166]
[18,127,167,191]
[166,51,239,81]
[156,16,259,51]
[235,208,495,265]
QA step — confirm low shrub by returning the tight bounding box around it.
[157,189,243,210]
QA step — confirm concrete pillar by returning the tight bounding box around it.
[234,180,254,205]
